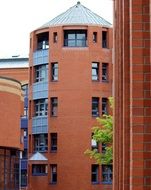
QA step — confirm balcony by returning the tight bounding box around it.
[24,138,28,149]
[21,159,28,170]
[21,118,28,129]
[33,81,48,100]
[32,116,48,134]
[33,49,49,66]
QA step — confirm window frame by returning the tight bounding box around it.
[102,98,108,115]
[34,64,48,83]
[34,98,48,116]
[92,62,99,81]
[50,133,57,152]
[50,164,57,184]
[51,97,58,117]
[64,30,87,47]
[102,63,108,82]
[32,164,47,176]
[91,164,99,184]
[51,63,58,81]
[102,165,112,184]
[92,97,99,117]
[33,134,48,152]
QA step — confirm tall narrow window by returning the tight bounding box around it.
[50,165,57,184]
[92,97,99,117]
[91,133,99,151]
[91,164,99,183]
[93,32,97,43]
[102,63,108,81]
[92,62,99,81]
[51,98,58,116]
[51,133,57,152]
[102,98,108,115]
[34,99,48,116]
[102,165,112,184]
[51,63,58,81]
[53,32,58,43]
[102,31,108,48]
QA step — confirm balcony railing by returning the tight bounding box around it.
[21,159,28,170]
[32,81,48,100]
[32,116,48,134]
[33,49,49,66]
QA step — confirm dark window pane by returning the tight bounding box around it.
[92,97,99,117]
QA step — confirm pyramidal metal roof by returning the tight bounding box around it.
[40,1,111,29]
[29,152,48,161]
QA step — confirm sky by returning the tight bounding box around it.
[0,0,113,58]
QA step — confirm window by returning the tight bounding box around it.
[51,63,58,81]
[92,97,99,117]
[34,99,48,116]
[23,107,28,118]
[35,64,48,82]
[93,32,97,43]
[92,62,99,81]
[34,134,48,152]
[51,133,57,152]
[51,98,58,116]
[102,31,108,48]
[64,30,87,47]
[91,133,99,151]
[37,32,49,50]
[102,63,108,81]
[32,164,47,176]
[21,169,27,187]
[50,164,57,183]
[102,165,112,184]
[102,143,107,153]
[53,32,58,43]
[22,84,28,96]
[102,98,108,115]
[91,164,99,183]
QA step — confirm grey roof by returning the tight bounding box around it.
[40,2,111,29]
[0,57,29,69]
[29,152,48,161]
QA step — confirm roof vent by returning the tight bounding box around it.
[77,1,80,5]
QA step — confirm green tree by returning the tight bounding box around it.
[85,97,113,165]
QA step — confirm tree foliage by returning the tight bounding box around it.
[85,97,113,165]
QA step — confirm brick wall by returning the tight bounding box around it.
[114,0,151,189]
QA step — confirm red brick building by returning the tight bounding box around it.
[0,57,29,189]
[0,76,23,190]
[114,0,151,189]
[28,2,113,190]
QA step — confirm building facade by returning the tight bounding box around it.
[0,76,23,190]
[114,0,151,189]
[0,56,29,189]
[28,2,113,190]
